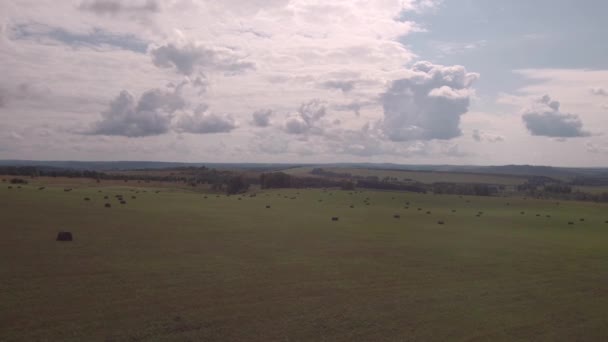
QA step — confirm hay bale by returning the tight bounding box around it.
[266,205,271,209]
[393,214,400,219]
[568,221,574,225]
[546,215,551,218]
[437,220,445,225]
[38,187,45,190]
[84,197,90,201]
[331,217,339,221]
[104,196,108,199]
[580,218,585,222]
[520,211,525,215]
[56,232,73,241]
[417,208,422,211]
[7,186,12,189]
[536,214,540,217]
[349,205,354,208]
[104,203,111,208]
[131,196,136,199]
[426,211,431,214]
[452,209,456,213]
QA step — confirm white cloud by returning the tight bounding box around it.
[380,61,478,141]
[150,42,255,76]
[174,106,237,134]
[472,129,504,143]
[251,109,272,127]
[79,0,160,16]
[521,95,589,138]
[87,88,185,137]
[284,99,327,135]
[590,87,608,96]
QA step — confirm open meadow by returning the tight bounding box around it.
[2,180,608,341]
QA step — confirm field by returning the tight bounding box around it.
[284,166,527,185]
[2,180,608,341]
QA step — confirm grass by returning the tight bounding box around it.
[2,182,608,341]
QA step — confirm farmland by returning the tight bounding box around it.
[283,166,528,185]
[2,180,608,341]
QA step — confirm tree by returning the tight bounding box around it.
[226,176,249,195]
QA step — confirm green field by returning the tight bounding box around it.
[2,182,608,341]
[284,166,527,185]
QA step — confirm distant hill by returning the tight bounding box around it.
[1,160,608,180]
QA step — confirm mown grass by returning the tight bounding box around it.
[2,183,608,341]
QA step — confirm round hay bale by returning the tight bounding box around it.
[520,211,525,215]
[536,214,541,217]
[452,209,456,213]
[104,196,108,199]
[265,205,271,209]
[84,197,90,201]
[38,187,45,190]
[56,232,73,241]
[437,220,445,225]
[393,214,400,219]
[331,217,339,221]
[417,208,422,211]
[426,211,431,214]
[104,203,111,208]
[7,186,12,189]
[349,205,354,208]
[580,218,585,222]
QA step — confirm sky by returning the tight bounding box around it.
[1,0,607,166]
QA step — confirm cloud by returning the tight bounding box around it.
[251,109,272,127]
[87,89,184,137]
[521,95,589,138]
[150,43,255,76]
[9,23,148,53]
[320,80,357,92]
[590,87,608,96]
[284,100,327,135]
[79,0,160,16]
[332,101,371,116]
[174,106,236,134]
[380,61,478,141]
[472,129,504,143]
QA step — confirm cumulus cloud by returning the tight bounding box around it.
[79,0,160,15]
[150,43,255,76]
[521,95,589,138]
[174,106,236,134]
[380,61,478,141]
[590,87,608,96]
[472,129,504,143]
[251,109,272,127]
[284,100,327,135]
[87,89,184,137]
